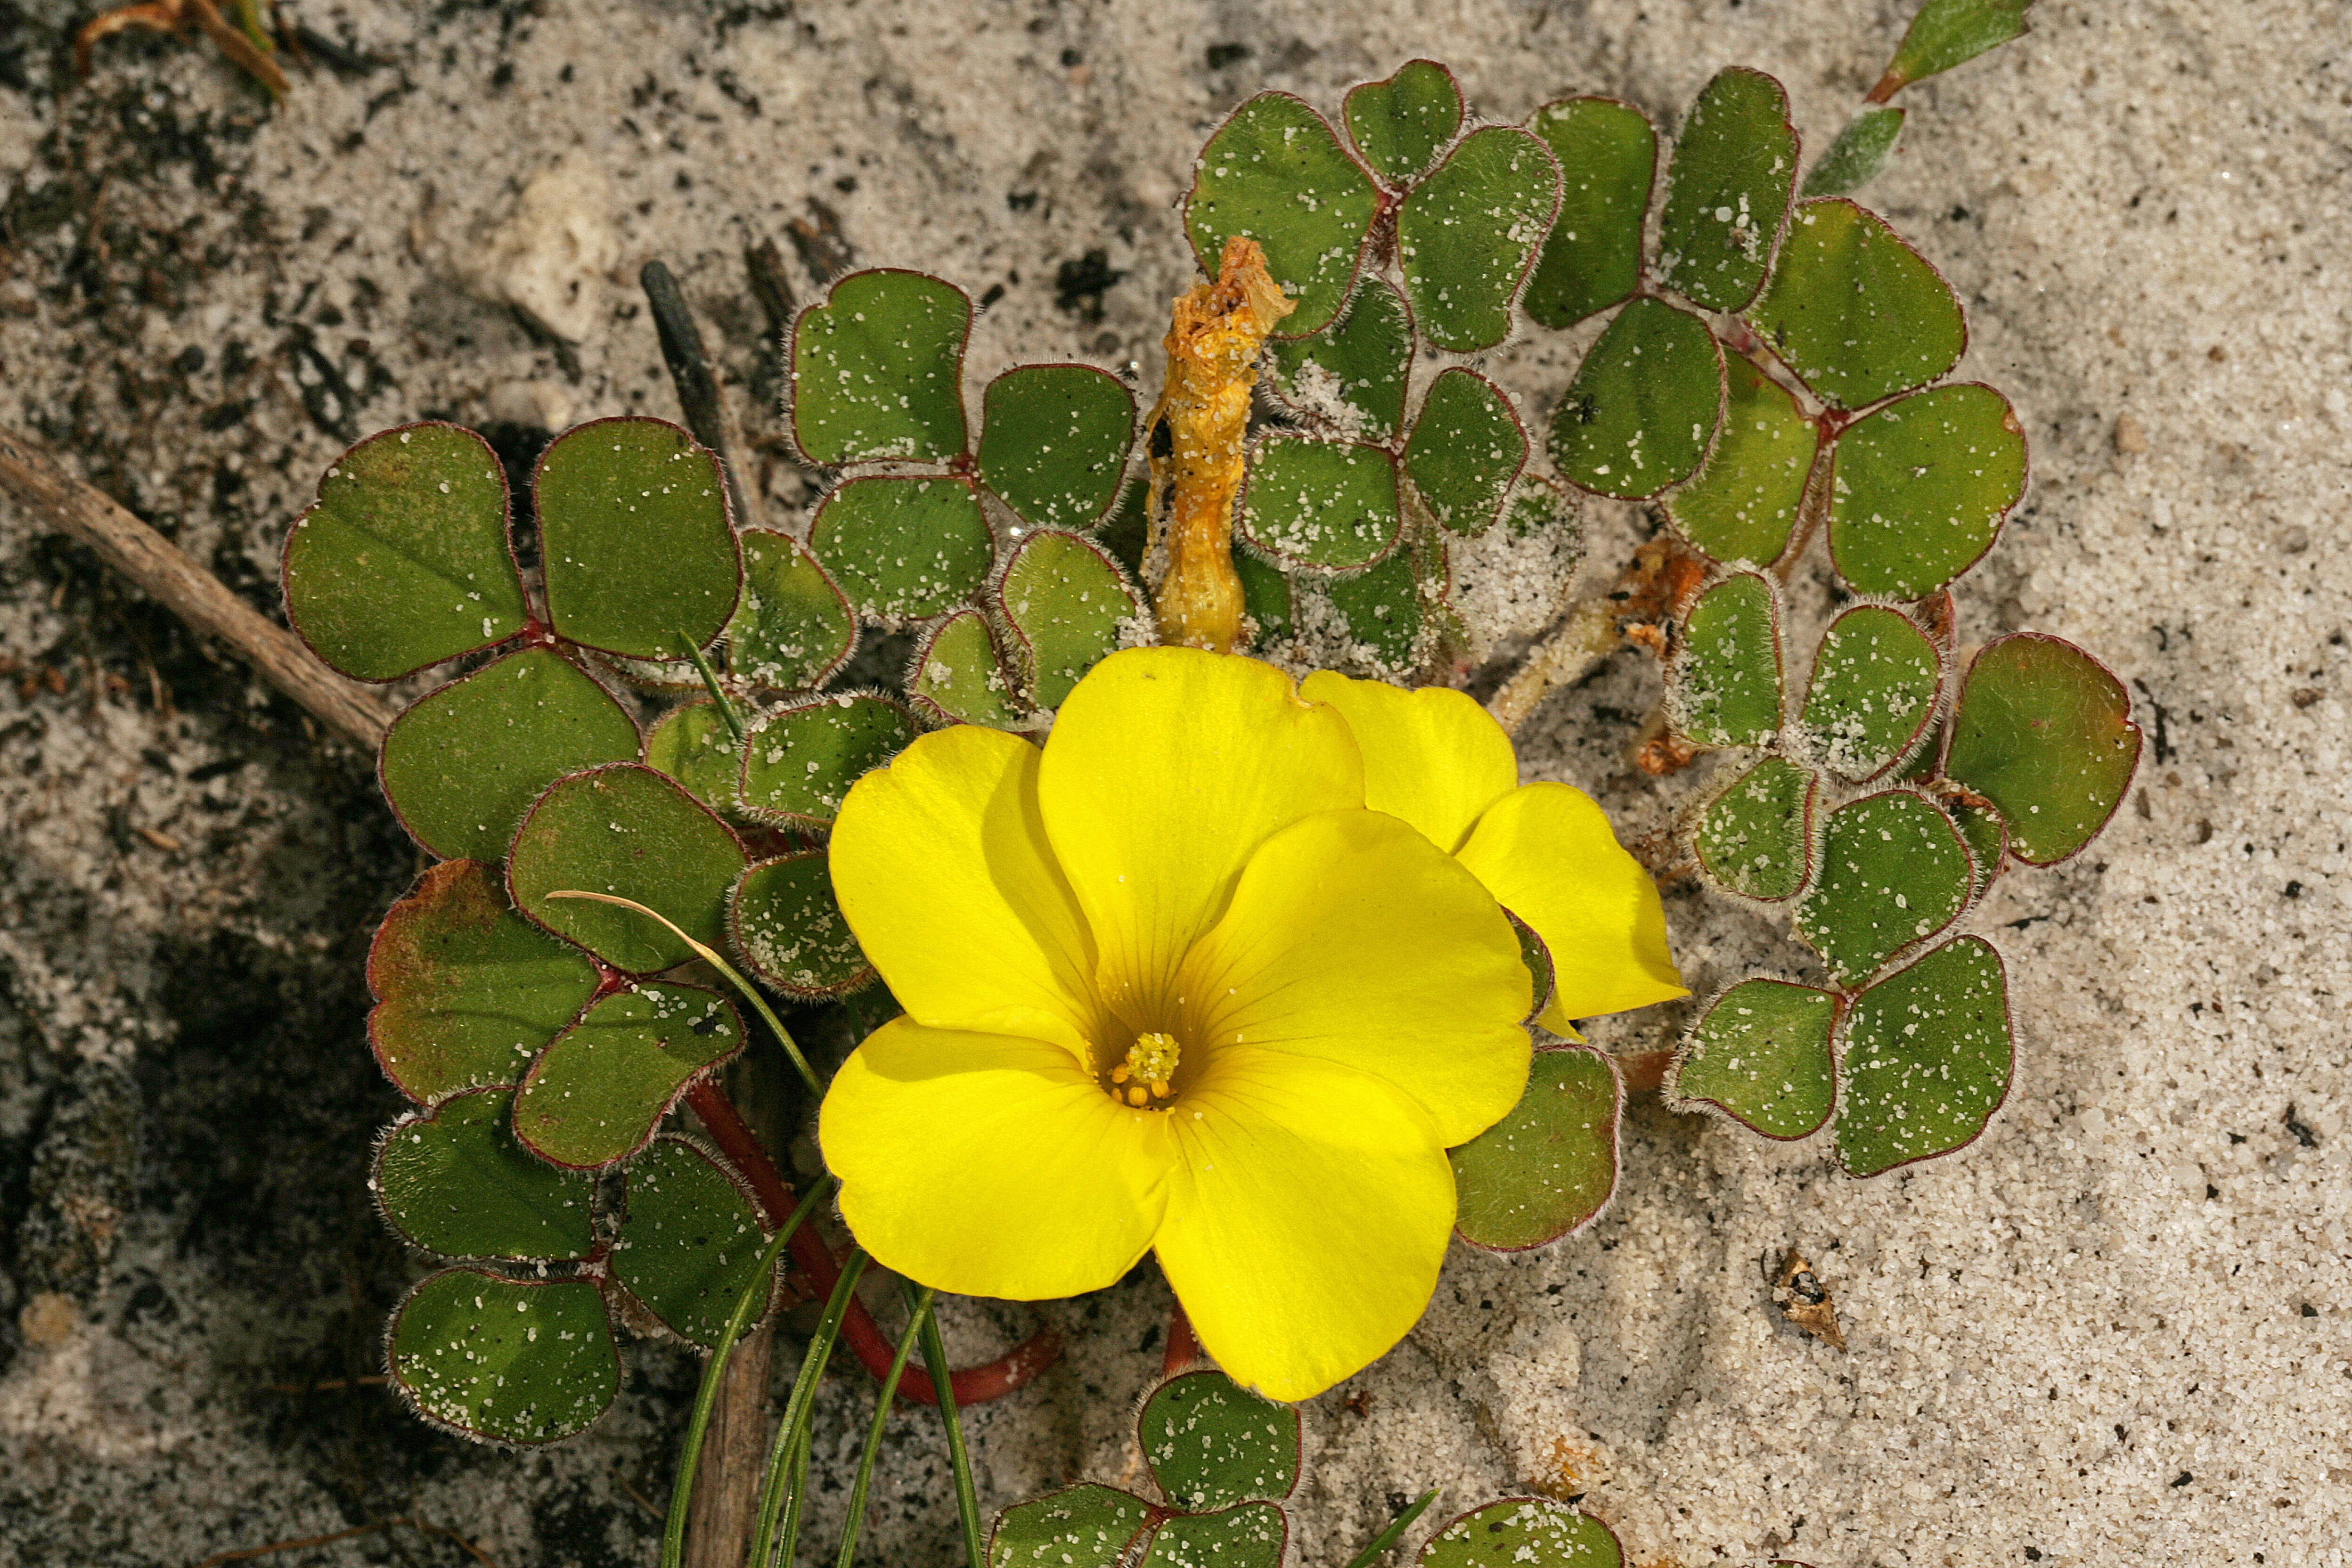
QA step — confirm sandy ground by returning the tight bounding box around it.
[1,0,2347,1564]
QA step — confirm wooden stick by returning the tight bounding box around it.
[684,1318,778,1568]
[0,424,399,753]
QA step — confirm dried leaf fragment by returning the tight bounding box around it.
[1772,1247,1846,1350]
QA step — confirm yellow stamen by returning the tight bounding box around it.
[1109,1031,1184,1109]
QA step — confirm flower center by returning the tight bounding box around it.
[1106,1031,1182,1109]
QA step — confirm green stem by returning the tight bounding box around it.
[748,1250,873,1568]
[833,1290,935,1568]
[1340,1486,1441,1568]
[540,890,823,1097]
[907,1284,985,1568]
[659,1179,832,1568]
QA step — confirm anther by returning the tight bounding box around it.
[1109,1031,1183,1109]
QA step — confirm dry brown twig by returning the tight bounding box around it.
[0,423,399,753]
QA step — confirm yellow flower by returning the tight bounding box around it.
[1297,672,1688,1038]
[817,648,1677,1400]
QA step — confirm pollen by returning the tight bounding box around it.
[1109,1031,1182,1108]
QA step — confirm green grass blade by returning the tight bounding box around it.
[540,890,824,1097]
[749,1250,872,1568]
[679,629,748,745]
[833,1288,935,1568]
[661,1178,832,1568]
[908,1284,985,1568]
[1341,1486,1440,1568]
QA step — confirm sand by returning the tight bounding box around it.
[1,0,2345,1563]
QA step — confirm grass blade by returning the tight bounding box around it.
[1341,1486,1440,1568]
[832,1289,935,1568]
[541,889,823,1096]
[749,1250,872,1567]
[661,1178,831,1568]
[907,1284,985,1568]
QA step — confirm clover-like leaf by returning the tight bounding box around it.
[1140,1370,1300,1510]
[1239,435,1400,572]
[727,530,857,695]
[1835,936,2012,1177]
[1397,126,1561,352]
[536,417,740,661]
[1798,604,1944,780]
[1417,1498,1624,1568]
[1793,790,1972,988]
[999,529,1143,710]
[507,763,749,974]
[1266,277,1412,440]
[811,475,996,623]
[1747,198,1964,410]
[790,269,971,464]
[611,1135,775,1349]
[1657,67,1798,313]
[283,423,528,682]
[1671,572,1783,749]
[1691,755,1817,902]
[1549,297,1723,499]
[387,1269,617,1446]
[1875,0,2033,100]
[730,852,874,999]
[1141,1503,1288,1568]
[1186,94,1378,337]
[513,981,743,1169]
[375,1087,597,1261]
[738,693,916,827]
[1320,547,1426,671]
[977,364,1137,532]
[1671,980,1839,1140]
[909,610,1022,727]
[1342,58,1462,185]
[1403,370,1527,538]
[1664,351,1818,566]
[1827,383,2025,601]
[988,1485,1157,1568]
[367,860,602,1103]
[1941,633,2140,865]
[1521,97,1656,329]
[1802,105,1907,198]
[1452,1045,1619,1250]
[379,647,640,864]
[642,701,743,816]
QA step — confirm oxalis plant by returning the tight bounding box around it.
[267,2,2135,1563]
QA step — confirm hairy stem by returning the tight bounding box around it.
[1485,594,1625,737]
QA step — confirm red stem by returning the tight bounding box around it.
[1162,1302,1200,1378]
[685,1079,1060,1406]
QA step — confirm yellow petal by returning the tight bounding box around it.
[830,725,1104,1061]
[821,1016,1171,1299]
[1299,671,1519,854]
[1038,648,1362,1021]
[1175,808,1531,1147]
[1454,782,1688,1032]
[1155,1048,1454,1402]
